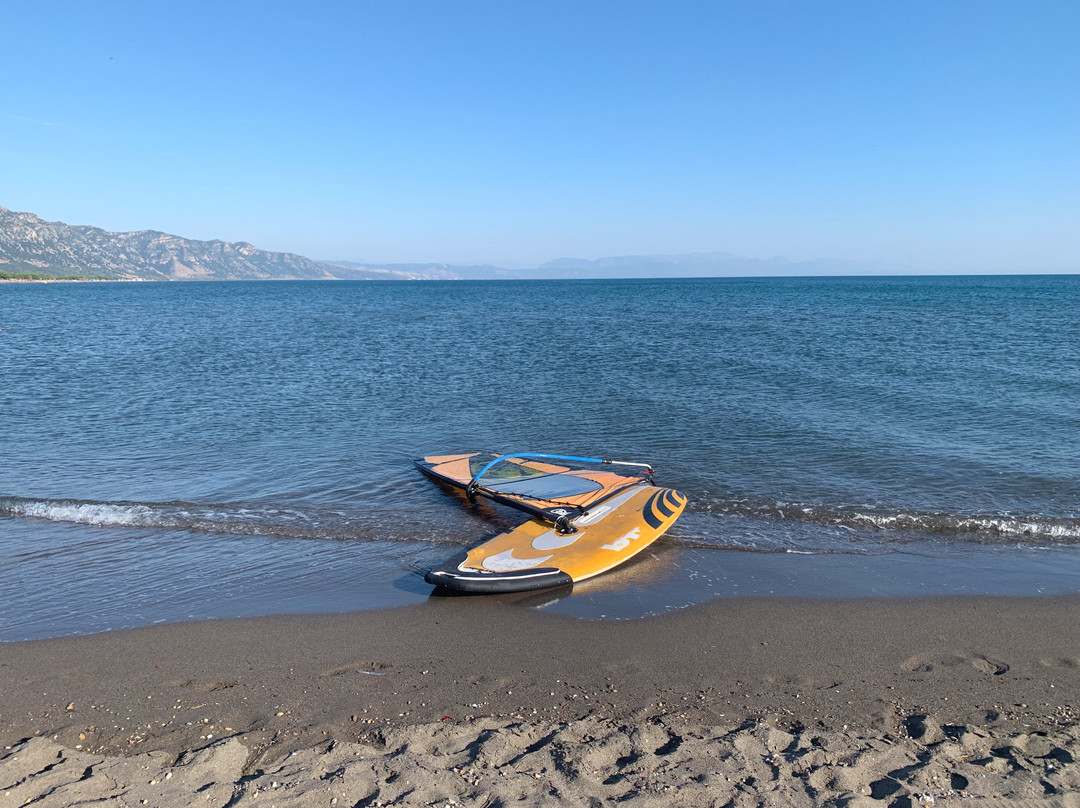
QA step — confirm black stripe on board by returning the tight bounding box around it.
[643,492,665,529]
[654,491,676,518]
[666,490,686,508]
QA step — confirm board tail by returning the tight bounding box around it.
[425,551,573,593]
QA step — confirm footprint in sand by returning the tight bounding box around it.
[970,655,1009,676]
[1039,657,1080,670]
[169,679,238,691]
[900,653,1009,675]
[320,661,391,677]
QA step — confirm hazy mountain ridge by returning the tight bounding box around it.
[321,260,520,280]
[2,205,899,281]
[0,207,390,281]
[330,252,896,280]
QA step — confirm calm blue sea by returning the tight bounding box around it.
[3,276,1079,639]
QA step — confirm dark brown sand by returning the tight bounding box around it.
[2,596,1079,806]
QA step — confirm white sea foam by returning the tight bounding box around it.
[693,496,1080,543]
[5,499,159,527]
[0,496,263,532]
[846,510,1080,540]
[0,496,464,545]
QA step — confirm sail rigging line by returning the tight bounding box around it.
[464,452,654,533]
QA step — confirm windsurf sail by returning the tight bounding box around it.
[415,451,655,533]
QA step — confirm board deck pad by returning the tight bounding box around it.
[418,452,687,593]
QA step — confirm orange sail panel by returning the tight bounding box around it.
[415,452,651,518]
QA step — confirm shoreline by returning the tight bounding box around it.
[6,531,1080,643]
[2,595,1078,805]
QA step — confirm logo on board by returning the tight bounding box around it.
[602,527,641,552]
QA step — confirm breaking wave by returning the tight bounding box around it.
[694,498,1080,543]
[0,495,463,545]
[4,493,1079,551]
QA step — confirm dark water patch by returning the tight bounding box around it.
[536,544,1080,620]
[4,518,1080,641]
[0,519,433,642]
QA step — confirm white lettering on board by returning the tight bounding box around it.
[602,527,641,551]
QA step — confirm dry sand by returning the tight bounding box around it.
[2,595,1079,806]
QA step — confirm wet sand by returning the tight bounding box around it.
[2,595,1079,806]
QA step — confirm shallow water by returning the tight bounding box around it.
[2,276,1079,640]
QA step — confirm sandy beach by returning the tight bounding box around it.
[2,595,1079,806]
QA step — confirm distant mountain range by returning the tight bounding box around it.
[0,207,393,281]
[322,253,891,280]
[1,205,894,281]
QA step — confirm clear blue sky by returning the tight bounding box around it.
[3,0,1077,271]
